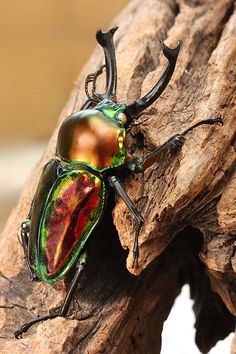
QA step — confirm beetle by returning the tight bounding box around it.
[14,27,222,338]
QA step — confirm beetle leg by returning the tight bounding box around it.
[58,252,87,316]
[132,222,143,269]
[108,176,144,224]
[127,134,185,173]
[20,220,40,282]
[20,200,40,282]
[14,313,57,339]
[14,252,87,339]
[108,176,144,267]
[127,117,223,172]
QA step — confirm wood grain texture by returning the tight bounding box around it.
[0,0,235,353]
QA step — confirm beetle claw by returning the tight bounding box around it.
[212,117,223,126]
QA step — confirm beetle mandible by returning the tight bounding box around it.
[14,27,222,338]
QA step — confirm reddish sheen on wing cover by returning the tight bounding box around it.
[42,171,102,276]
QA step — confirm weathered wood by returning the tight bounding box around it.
[0,0,235,353]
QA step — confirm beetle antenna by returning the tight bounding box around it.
[125,41,181,123]
[84,65,106,103]
[71,65,106,115]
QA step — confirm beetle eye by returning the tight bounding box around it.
[117,112,127,125]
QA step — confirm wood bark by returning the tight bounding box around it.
[0,0,236,353]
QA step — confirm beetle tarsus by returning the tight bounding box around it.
[132,250,139,269]
[132,222,143,269]
[15,253,87,338]
[182,117,223,136]
[132,243,139,269]
[14,312,58,339]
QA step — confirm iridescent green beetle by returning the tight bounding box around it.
[15,27,222,338]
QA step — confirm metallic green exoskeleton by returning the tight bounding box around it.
[15,27,222,338]
[29,101,127,284]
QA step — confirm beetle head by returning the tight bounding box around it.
[95,99,127,127]
[91,28,180,127]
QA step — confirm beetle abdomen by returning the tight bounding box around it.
[29,161,105,283]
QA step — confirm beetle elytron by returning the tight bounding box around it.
[15,27,222,338]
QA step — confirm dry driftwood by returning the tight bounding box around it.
[0,0,236,353]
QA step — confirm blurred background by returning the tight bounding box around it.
[0,1,233,353]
